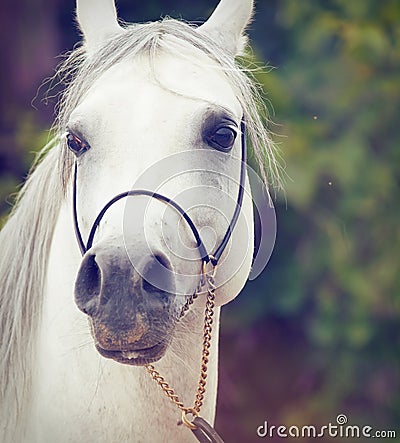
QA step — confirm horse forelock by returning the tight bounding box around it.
[56,18,282,194]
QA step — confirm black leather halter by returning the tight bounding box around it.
[72,120,247,268]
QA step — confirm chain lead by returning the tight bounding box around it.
[145,259,220,437]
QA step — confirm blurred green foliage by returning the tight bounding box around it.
[1,1,399,442]
[221,1,400,441]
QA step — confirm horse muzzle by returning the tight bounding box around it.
[74,239,177,365]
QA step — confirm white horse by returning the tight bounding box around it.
[0,1,280,441]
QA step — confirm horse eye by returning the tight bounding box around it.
[208,126,237,152]
[66,133,90,157]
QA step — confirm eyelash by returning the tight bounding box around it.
[66,132,90,157]
[206,125,237,152]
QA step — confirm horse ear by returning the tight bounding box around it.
[76,0,123,50]
[198,0,254,56]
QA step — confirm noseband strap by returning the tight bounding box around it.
[72,120,247,267]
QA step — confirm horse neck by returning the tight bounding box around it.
[30,199,220,443]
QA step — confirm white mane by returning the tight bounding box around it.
[0,17,281,437]
[0,141,63,434]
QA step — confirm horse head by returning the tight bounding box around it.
[68,0,256,366]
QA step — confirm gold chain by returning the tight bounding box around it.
[145,260,217,430]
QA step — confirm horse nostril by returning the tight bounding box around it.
[142,254,175,300]
[75,253,101,315]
